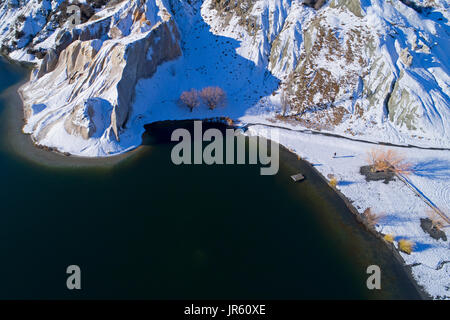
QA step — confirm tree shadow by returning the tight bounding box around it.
[133,4,280,124]
[382,214,415,227]
[412,242,435,253]
[333,155,355,159]
[393,236,435,252]
[412,159,450,180]
[337,180,355,186]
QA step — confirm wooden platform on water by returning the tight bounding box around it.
[291,173,305,182]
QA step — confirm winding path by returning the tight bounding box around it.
[243,122,450,151]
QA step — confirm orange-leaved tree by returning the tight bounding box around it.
[366,148,412,175]
[363,207,384,229]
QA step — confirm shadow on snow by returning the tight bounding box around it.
[412,159,450,180]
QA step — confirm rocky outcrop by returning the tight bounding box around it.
[205,0,450,146]
[2,0,449,155]
[112,16,181,139]
[18,0,181,155]
[64,100,98,140]
[0,0,113,60]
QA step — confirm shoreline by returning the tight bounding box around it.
[0,52,36,69]
[291,149,431,300]
[249,124,449,299]
[1,65,431,300]
[1,82,144,168]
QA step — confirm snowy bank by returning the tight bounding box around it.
[248,124,450,299]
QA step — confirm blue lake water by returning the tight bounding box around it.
[0,58,423,299]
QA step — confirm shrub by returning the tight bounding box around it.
[384,234,394,243]
[17,14,26,23]
[224,117,233,126]
[398,239,414,254]
[15,30,25,39]
[363,208,383,229]
[180,89,200,112]
[200,87,226,110]
[329,177,338,188]
[366,148,412,174]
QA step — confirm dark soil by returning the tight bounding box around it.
[420,218,447,241]
[360,165,396,184]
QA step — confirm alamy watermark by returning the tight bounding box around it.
[366,265,381,290]
[170,121,280,176]
[66,265,81,290]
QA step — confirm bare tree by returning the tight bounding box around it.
[200,87,226,110]
[363,208,384,229]
[180,89,200,112]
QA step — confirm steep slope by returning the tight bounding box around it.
[0,0,114,61]
[205,0,450,147]
[0,0,449,153]
[12,0,181,156]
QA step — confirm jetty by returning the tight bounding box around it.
[291,173,305,182]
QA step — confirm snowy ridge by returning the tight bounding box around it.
[17,0,181,156]
[0,0,448,154]
[205,0,450,148]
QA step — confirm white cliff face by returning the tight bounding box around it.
[204,0,450,147]
[0,0,56,61]
[17,0,181,156]
[0,0,449,155]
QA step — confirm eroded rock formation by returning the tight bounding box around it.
[18,0,181,155]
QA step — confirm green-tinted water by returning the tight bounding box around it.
[0,58,422,299]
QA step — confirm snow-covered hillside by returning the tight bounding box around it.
[205,0,450,148]
[2,0,182,155]
[0,0,448,154]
